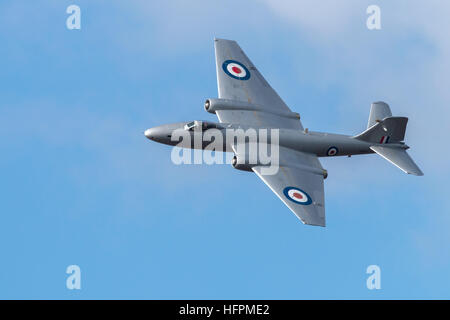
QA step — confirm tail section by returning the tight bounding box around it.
[354,101,423,176]
[367,101,392,128]
[354,116,408,144]
[370,146,423,176]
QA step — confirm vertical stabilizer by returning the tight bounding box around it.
[368,101,392,128]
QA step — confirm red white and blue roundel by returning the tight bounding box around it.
[327,146,339,156]
[283,187,312,205]
[222,60,251,80]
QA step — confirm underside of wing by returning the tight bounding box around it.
[214,38,303,130]
[251,147,326,227]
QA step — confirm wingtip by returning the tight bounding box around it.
[304,222,326,227]
[214,37,236,43]
[301,217,326,228]
[406,168,424,176]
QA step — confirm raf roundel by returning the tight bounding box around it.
[222,60,251,80]
[327,146,339,156]
[283,187,312,205]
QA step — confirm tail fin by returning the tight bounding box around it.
[367,101,392,129]
[354,102,407,144]
[354,101,424,176]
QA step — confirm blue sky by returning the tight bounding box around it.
[1,0,449,299]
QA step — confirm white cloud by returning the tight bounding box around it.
[259,0,362,38]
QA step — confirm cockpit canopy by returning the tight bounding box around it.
[184,120,223,131]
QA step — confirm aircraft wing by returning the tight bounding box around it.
[214,38,303,130]
[251,146,326,227]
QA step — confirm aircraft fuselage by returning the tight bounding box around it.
[143,121,395,158]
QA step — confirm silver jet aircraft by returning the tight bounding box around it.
[145,38,423,227]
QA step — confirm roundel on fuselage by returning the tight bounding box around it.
[327,146,339,156]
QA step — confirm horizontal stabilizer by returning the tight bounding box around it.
[370,146,424,176]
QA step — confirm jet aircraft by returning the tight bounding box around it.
[144,39,423,227]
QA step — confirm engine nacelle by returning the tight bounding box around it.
[232,155,329,178]
[231,155,254,172]
[204,99,213,113]
[204,98,256,115]
[204,98,300,120]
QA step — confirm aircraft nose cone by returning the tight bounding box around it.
[144,128,155,140]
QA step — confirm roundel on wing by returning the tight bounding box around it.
[222,60,251,80]
[283,187,312,205]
